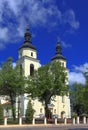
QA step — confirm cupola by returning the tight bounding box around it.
[19,27,36,50]
[51,41,66,61]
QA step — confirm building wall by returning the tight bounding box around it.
[17,47,71,118]
[19,48,37,59]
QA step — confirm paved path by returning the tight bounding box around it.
[0,125,88,130]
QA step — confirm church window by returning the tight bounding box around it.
[30,64,34,76]
[31,52,33,57]
[54,109,56,113]
[62,62,64,66]
[62,96,65,103]
[40,108,42,113]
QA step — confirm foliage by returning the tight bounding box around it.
[70,83,85,116]
[26,61,69,118]
[0,57,25,120]
[70,69,88,116]
[0,103,3,124]
[82,71,88,114]
[71,112,77,118]
[25,100,35,123]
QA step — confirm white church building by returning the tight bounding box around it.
[2,28,71,119]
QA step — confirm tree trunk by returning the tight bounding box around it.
[44,93,53,119]
[10,93,16,121]
[45,102,48,118]
[11,100,16,121]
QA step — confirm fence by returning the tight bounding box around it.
[3,116,88,126]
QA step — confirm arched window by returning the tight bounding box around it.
[61,111,65,119]
[30,64,34,76]
[62,96,65,103]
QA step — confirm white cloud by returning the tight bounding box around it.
[0,27,8,41]
[69,72,86,85]
[73,63,88,73]
[61,41,71,48]
[0,0,80,49]
[5,0,22,15]
[63,9,80,29]
[69,63,88,85]
[12,62,16,68]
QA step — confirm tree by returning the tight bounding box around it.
[26,61,69,118]
[70,83,85,116]
[25,100,35,123]
[0,103,3,124]
[0,57,25,120]
[82,71,88,114]
[70,69,88,116]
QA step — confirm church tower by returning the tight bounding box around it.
[17,27,40,116]
[51,41,66,67]
[18,27,40,77]
[51,41,71,118]
[17,31,71,118]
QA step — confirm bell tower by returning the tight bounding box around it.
[17,27,40,117]
[18,27,40,77]
[51,41,66,67]
[51,41,71,118]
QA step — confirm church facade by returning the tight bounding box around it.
[17,28,71,118]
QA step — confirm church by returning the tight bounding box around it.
[17,27,71,119]
[2,27,71,119]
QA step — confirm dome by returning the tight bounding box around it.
[51,42,66,61]
[19,27,36,51]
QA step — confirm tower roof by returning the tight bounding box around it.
[51,41,66,61]
[19,27,36,50]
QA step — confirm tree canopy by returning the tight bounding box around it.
[70,69,88,116]
[26,61,69,118]
[0,57,25,120]
[70,83,85,116]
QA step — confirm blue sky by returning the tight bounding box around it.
[0,0,87,85]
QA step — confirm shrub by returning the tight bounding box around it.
[25,100,35,123]
[0,103,3,124]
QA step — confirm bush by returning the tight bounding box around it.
[0,103,4,124]
[25,100,35,123]
[7,118,18,124]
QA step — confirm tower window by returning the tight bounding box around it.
[31,52,33,57]
[40,108,42,113]
[62,96,65,103]
[30,64,34,76]
[62,62,64,66]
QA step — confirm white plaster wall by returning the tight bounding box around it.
[24,58,40,77]
[19,48,37,59]
[17,47,71,118]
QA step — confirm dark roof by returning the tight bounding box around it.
[51,42,66,61]
[19,41,36,50]
[19,28,36,51]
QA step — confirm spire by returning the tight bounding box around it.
[19,25,36,50]
[51,41,66,61]
[24,25,31,43]
[56,42,62,55]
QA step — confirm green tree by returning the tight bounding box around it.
[82,71,88,114]
[0,57,25,120]
[25,100,35,123]
[70,83,85,116]
[0,103,3,124]
[70,69,88,116]
[26,61,69,118]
